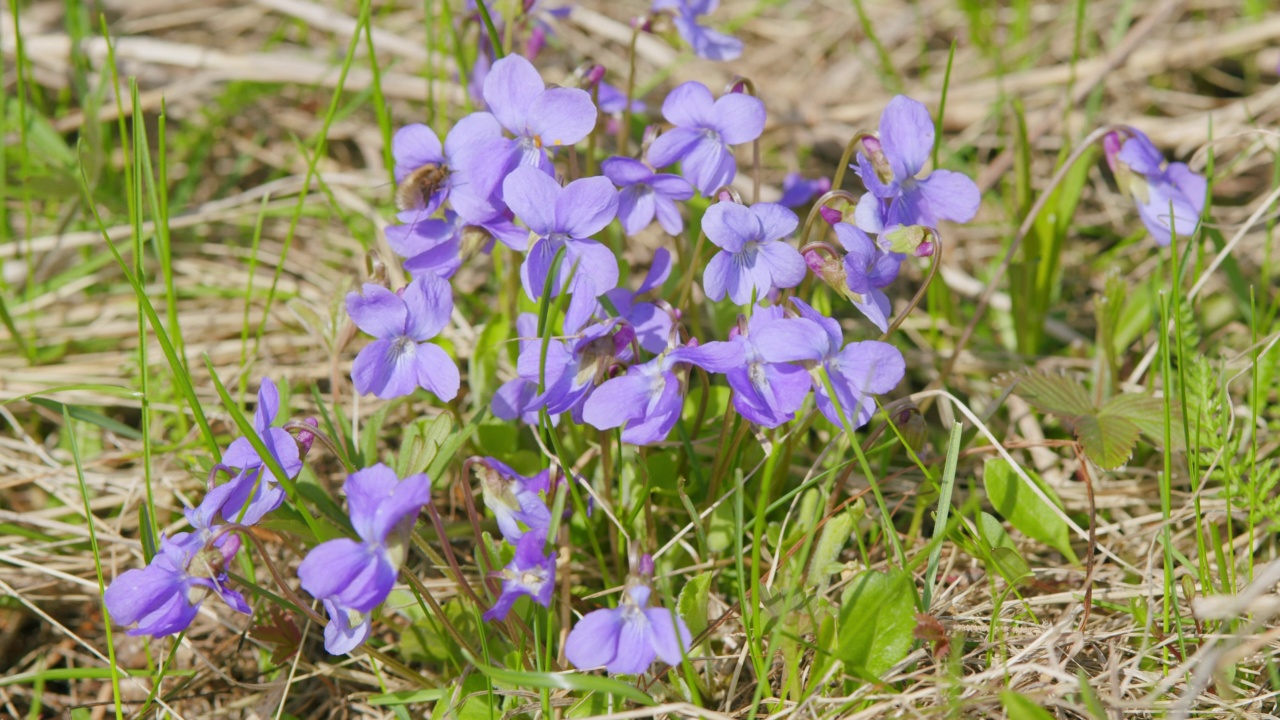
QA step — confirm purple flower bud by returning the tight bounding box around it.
[638,553,655,577]
[297,417,319,455]
[819,206,843,225]
[585,64,606,87]
[726,78,748,94]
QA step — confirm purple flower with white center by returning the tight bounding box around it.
[483,531,556,622]
[220,378,302,526]
[518,319,634,418]
[347,274,460,402]
[647,81,765,196]
[1104,128,1207,246]
[298,464,431,654]
[834,222,902,332]
[583,341,738,445]
[504,167,620,334]
[492,314,549,425]
[105,533,249,638]
[852,96,980,233]
[391,113,504,218]
[598,248,674,354]
[601,156,694,237]
[483,54,597,172]
[702,201,806,306]
[564,583,692,674]
[690,306,814,428]
[778,172,832,208]
[651,0,743,62]
[754,298,906,429]
[472,456,552,542]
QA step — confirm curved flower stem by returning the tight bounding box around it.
[878,228,942,341]
[282,420,352,472]
[206,463,233,491]
[677,229,708,309]
[831,131,875,191]
[619,21,643,156]
[457,458,501,597]
[798,189,860,250]
[924,124,1123,411]
[425,503,489,612]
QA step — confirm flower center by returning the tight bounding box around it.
[391,335,417,358]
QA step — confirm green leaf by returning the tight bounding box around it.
[1001,691,1056,720]
[469,658,656,706]
[360,403,394,466]
[1100,392,1184,450]
[808,507,855,596]
[990,546,1033,585]
[1076,413,1141,470]
[468,317,509,411]
[29,397,142,439]
[367,688,445,706]
[835,569,917,679]
[1005,370,1095,419]
[1078,668,1108,720]
[983,458,1078,562]
[677,571,713,638]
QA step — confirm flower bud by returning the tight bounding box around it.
[525,26,547,60]
[298,417,319,456]
[819,206,843,225]
[860,135,894,185]
[584,64,606,88]
[638,553,655,577]
[879,224,930,255]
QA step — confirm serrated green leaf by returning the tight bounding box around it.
[1001,691,1056,720]
[1100,393,1184,450]
[1076,413,1141,470]
[1006,370,1095,419]
[836,569,916,679]
[677,571,713,638]
[983,459,1078,562]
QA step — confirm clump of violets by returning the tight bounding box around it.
[648,81,766,196]
[1104,127,1207,246]
[852,95,981,233]
[347,273,460,402]
[298,464,432,654]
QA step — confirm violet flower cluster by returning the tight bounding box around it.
[105,378,307,638]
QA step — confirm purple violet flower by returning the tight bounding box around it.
[834,222,902,332]
[597,81,645,115]
[483,531,556,622]
[347,274,460,402]
[598,248,674,354]
[518,318,635,418]
[483,54,597,172]
[778,172,832,208]
[391,113,504,219]
[583,340,738,445]
[472,456,553,542]
[702,201,806,305]
[105,533,249,638]
[1104,128,1207,246]
[386,211,466,279]
[647,81,765,196]
[564,583,692,674]
[492,313,549,425]
[220,378,302,526]
[690,305,814,428]
[504,166,620,334]
[651,0,743,62]
[297,464,432,655]
[852,96,980,233]
[754,298,906,429]
[601,156,695,236]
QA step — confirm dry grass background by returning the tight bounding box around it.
[2,0,1280,717]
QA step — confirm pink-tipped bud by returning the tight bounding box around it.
[914,240,934,258]
[727,79,748,94]
[298,417,319,455]
[861,135,894,185]
[638,553,655,577]
[1102,131,1123,172]
[803,249,827,275]
[525,26,547,60]
[584,64,606,88]
[219,534,242,564]
[819,206,843,225]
